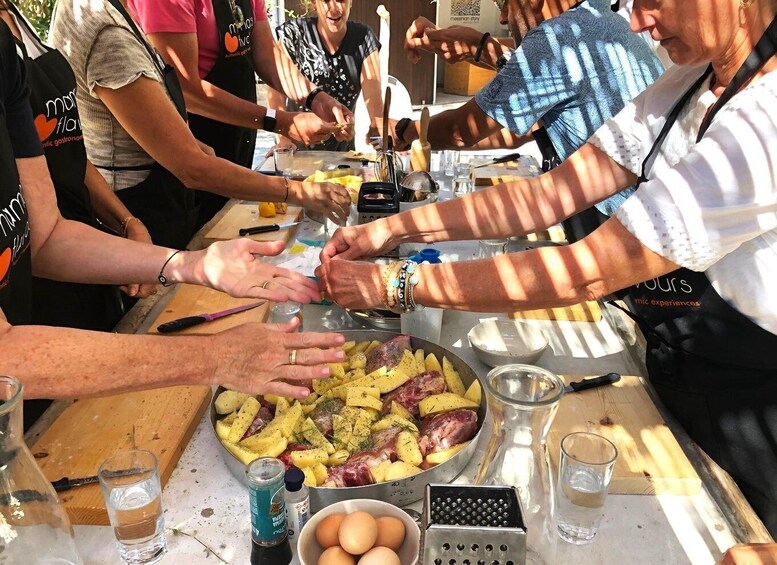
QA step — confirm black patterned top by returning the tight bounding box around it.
[277,17,379,151]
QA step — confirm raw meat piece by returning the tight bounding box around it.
[240,405,274,440]
[366,334,412,373]
[417,409,478,456]
[381,370,446,416]
[309,397,346,437]
[278,443,309,470]
[326,428,401,487]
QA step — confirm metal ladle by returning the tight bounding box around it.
[400,171,439,203]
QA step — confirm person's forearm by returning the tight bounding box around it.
[83,160,138,233]
[469,129,533,149]
[475,37,511,70]
[0,324,216,398]
[403,100,502,149]
[383,144,637,246]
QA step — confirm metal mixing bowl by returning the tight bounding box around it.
[210,329,487,512]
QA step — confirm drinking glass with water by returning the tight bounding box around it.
[452,162,473,197]
[557,432,618,545]
[273,147,294,178]
[98,450,166,564]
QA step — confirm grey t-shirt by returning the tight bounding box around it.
[50,0,169,191]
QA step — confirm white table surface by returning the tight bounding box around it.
[74,153,741,564]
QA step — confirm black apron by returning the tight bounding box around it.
[188,0,257,228]
[0,110,42,430]
[612,15,777,536]
[102,0,199,251]
[11,10,124,332]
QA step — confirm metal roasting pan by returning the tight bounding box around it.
[210,329,487,512]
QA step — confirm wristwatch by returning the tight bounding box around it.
[262,108,278,132]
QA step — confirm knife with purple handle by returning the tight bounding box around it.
[156,301,265,333]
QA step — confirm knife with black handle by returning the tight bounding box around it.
[564,372,621,393]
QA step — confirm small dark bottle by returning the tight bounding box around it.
[250,538,292,565]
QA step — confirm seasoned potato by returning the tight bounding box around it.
[290,448,329,468]
[397,431,423,467]
[300,392,319,405]
[419,393,479,417]
[371,414,419,435]
[312,378,340,395]
[346,387,381,404]
[415,349,426,374]
[425,353,442,373]
[214,390,251,415]
[342,340,357,353]
[300,466,318,487]
[390,401,415,421]
[348,341,371,357]
[349,352,367,369]
[332,415,352,451]
[328,449,350,466]
[312,463,329,485]
[442,357,467,397]
[275,396,291,415]
[215,417,232,441]
[221,440,261,465]
[364,340,383,356]
[397,350,419,378]
[384,461,422,481]
[464,380,482,405]
[227,397,260,442]
[370,460,392,483]
[301,417,335,454]
[240,430,284,452]
[371,368,411,394]
[328,362,347,379]
[425,442,470,465]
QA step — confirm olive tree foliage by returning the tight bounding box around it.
[15,0,56,40]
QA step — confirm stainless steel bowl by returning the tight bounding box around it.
[210,329,486,512]
[345,308,401,331]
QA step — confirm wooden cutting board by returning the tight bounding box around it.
[548,375,701,495]
[30,385,211,525]
[203,203,303,243]
[147,283,271,335]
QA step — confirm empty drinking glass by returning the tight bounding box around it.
[273,147,294,178]
[557,432,618,544]
[269,301,302,328]
[443,150,460,176]
[98,450,166,564]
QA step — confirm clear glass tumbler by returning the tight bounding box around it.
[273,147,294,178]
[474,364,564,565]
[443,150,460,176]
[557,432,618,545]
[269,301,302,328]
[98,450,166,565]
[452,162,473,197]
[479,238,509,258]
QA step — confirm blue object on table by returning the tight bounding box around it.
[410,248,442,264]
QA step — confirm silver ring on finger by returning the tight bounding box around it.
[289,349,298,365]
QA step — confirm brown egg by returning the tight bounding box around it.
[318,546,356,565]
[374,516,406,551]
[338,511,378,555]
[315,513,346,549]
[358,546,401,565]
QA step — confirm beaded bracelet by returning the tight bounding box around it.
[120,216,143,237]
[396,259,422,313]
[381,261,402,311]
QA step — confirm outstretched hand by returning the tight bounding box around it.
[191,239,322,303]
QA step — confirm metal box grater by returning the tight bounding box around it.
[423,484,527,565]
[357,181,400,224]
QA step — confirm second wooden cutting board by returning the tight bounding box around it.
[204,202,303,243]
[548,375,701,495]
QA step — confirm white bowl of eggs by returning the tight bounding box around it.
[297,499,420,565]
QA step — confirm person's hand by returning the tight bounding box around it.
[211,318,346,398]
[265,138,297,158]
[277,110,337,146]
[119,220,157,299]
[406,18,483,64]
[310,92,355,141]
[718,543,777,565]
[405,17,438,63]
[370,118,407,151]
[319,221,396,263]
[289,179,351,225]
[196,139,216,157]
[188,239,322,303]
[316,258,384,310]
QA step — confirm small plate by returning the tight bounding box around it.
[468,319,549,367]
